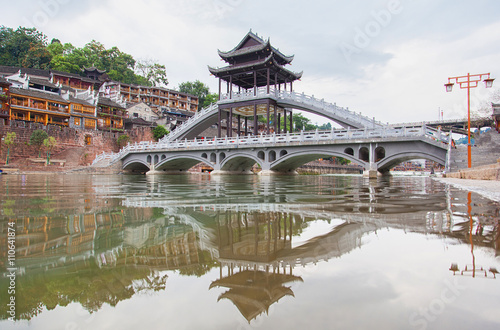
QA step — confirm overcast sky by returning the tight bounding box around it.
[3,0,500,125]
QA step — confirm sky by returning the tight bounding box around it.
[3,0,500,126]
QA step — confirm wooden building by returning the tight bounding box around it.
[10,87,70,126]
[100,81,199,114]
[0,77,10,125]
[97,96,127,131]
[208,31,302,137]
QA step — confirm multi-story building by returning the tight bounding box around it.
[1,65,196,131]
[10,86,70,126]
[100,81,199,114]
[0,77,10,125]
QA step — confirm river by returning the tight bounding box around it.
[1,173,499,330]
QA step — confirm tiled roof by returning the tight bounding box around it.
[29,77,59,89]
[98,96,125,109]
[69,96,95,107]
[0,65,51,78]
[10,87,68,103]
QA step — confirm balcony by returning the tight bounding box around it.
[11,98,29,107]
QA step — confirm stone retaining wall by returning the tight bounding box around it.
[445,162,500,180]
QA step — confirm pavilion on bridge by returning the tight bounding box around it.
[209,31,303,138]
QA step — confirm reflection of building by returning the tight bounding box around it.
[210,268,302,322]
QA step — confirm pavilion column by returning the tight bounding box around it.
[267,68,270,94]
[266,101,270,134]
[290,81,293,93]
[237,115,241,136]
[217,106,222,138]
[253,104,258,135]
[253,72,257,96]
[284,110,287,133]
[278,113,281,133]
[289,110,293,132]
[229,75,233,99]
[273,104,277,133]
[245,117,248,136]
[228,108,233,137]
[218,78,221,100]
[274,73,278,94]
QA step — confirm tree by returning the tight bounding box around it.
[152,125,169,140]
[30,130,48,158]
[43,136,57,165]
[135,59,169,87]
[117,134,130,148]
[4,132,16,165]
[204,93,219,108]
[178,80,210,110]
[0,26,51,69]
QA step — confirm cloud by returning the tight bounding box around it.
[2,0,500,125]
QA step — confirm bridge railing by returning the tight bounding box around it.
[92,125,449,165]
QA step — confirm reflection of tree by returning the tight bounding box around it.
[1,262,167,320]
[178,250,218,277]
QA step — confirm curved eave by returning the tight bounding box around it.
[218,40,294,66]
[209,54,302,81]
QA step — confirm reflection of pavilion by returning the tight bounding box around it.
[210,268,302,322]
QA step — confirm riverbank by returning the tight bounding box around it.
[433,177,500,202]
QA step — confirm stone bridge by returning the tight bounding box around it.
[162,89,385,142]
[93,125,450,177]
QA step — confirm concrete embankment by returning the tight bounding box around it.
[444,162,500,180]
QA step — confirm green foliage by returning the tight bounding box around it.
[30,130,48,157]
[43,136,57,151]
[152,125,169,140]
[178,80,211,110]
[1,25,170,87]
[4,132,16,146]
[43,136,57,165]
[117,134,130,148]
[318,122,332,130]
[135,59,169,87]
[291,113,316,131]
[4,132,16,165]
[204,93,219,108]
[0,26,51,69]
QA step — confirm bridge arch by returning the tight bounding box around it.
[270,149,366,173]
[377,151,445,173]
[219,153,263,173]
[154,154,212,173]
[123,159,151,173]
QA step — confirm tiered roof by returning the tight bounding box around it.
[208,31,302,89]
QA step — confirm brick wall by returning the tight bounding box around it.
[0,120,154,165]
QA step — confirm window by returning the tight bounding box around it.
[74,117,81,126]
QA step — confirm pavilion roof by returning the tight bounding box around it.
[218,31,294,65]
[208,53,302,89]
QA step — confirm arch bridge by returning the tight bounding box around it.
[94,125,450,177]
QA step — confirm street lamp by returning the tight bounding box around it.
[444,72,495,168]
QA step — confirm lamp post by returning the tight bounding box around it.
[444,73,495,168]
